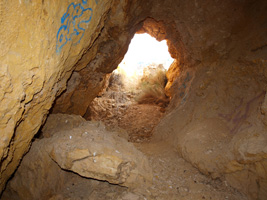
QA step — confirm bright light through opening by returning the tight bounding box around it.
[116,33,174,77]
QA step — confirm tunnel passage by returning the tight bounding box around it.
[49,19,187,143]
[84,33,174,142]
[1,0,267,199]
[51,17,186,119]
[47,27,178,143]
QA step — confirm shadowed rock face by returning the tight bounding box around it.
[0,0,267,199]
[6,114,249,200]
[2,114,152,200]
[154,62,267,199]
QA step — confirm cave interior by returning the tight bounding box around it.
[0,0,267,199]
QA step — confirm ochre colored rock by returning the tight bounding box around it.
[51,69,110,117]
[3,114,145,200]
[47,121,153,188]
[40,113,86,138]
[1,0,267,199]
[1,138,69,200]
[0,0,112,192]
[154,61,267,199]
[165,59,181,97]
[2,115,152,199]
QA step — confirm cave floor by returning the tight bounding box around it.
[52,80,248,199]
[2,76,248,200]
[2,103,248,200]
[80,81,248,199]
[134,141,247,200]
[51,140,247,200]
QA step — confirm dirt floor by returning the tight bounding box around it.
[46,141,248,200]
[2,107,248,200]
[2,71,249,200]
[77,71,248,199]
[53,81,247,199]
[134,142,247,200]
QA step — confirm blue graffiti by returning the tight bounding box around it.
[56,0,96,53]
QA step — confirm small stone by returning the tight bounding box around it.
[178,186,189,197]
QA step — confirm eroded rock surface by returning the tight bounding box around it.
[1,0,267,198]
[2,137,69,200]
[154,61,267,199]
[47,121,153,188]
[0,0,113,191]
[40,113,86,138]
[2,114,152,199]
[51,70,110,117]
[3,115,248,200]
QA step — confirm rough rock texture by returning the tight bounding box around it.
[40,113,86,138]
[118,105,164,143]
[3,114,248,200]
[51,69,110,117]
[2,137,69,200]
[2,114,152,199]
[154,61,267,199]
[1,0,267,198]
[165,59,181,97]
[2,137,131,200]
[48,121,153,188]
[0,0,113,192]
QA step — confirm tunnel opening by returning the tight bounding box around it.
[85,33,174,142]
[3,23,192,199]
[2,3,266,198]
[113,32,173,105]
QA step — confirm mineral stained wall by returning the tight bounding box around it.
[0,0,267,199]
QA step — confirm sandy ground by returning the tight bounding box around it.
[2,71,249,200]
[51,100,247,200]
[47,140,247,200]
[59,72,248,200]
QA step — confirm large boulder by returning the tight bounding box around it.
[154,61,267,199]
[2,115,152,199]
[47,121,153,188]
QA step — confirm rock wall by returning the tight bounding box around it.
[154,59,267,199]
[0,0,267,198]
[2,114,152,200]
[0,0,113,192]
[151,1,267,199]
[51,70,109,116]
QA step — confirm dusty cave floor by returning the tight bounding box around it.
[3,74,248,200]
[134,142,247,200]
[48,104,247,199]
[47,141,247,200]
[72,82,248,199]
[2,104,248,200]
[52,84,247,199]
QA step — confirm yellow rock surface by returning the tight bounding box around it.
[0,0,112,192]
